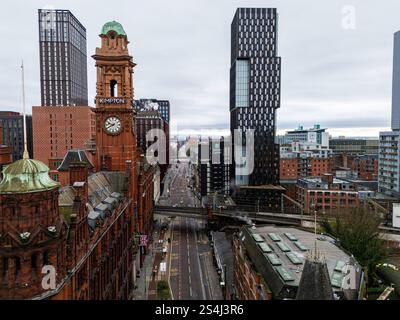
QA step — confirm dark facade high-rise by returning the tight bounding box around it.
[229,8,283,211]
[135,99,170,124]
[196,137,230,198]
[38,9,88,106]
[0,111,33,161]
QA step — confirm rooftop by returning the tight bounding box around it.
[239,225,363,299]
[0,158,60,194]
[57,149,94,172]
[59,171,126,223]
[101,21,126,37]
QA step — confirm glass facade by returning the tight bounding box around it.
[0,113,33,161]
[38,9,88,106]
[235,60,249,107]
[229,8,282,211]
[230,8,281,186]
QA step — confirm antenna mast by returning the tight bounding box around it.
[21,60,29,159]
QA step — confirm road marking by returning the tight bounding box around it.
[168,218,175,300]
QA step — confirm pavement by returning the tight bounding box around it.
[131,227,160,300]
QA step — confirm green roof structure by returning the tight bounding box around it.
[101,21,127,37]
[0,158,60,194]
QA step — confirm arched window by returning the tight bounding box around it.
[109,31,116,40]
[110,80,118,97]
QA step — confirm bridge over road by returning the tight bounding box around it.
[154,206,318,227]
[154,206,400,235]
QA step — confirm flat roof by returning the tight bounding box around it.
[240,225,363,298]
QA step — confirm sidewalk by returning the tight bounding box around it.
[147,218,175,300]
[131,230,160,300]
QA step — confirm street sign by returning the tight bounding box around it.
[140,235,148,246]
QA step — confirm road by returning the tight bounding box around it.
[158,162,200,207]
[155,162,222,300]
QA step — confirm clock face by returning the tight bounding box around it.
[104,116,122,135]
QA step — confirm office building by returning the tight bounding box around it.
[38,9,88,106]
[379,31,400,198]
[330,138,379,155]
[135,99,170,124]
[229,8,283,211]
[392,31,400,130]
[0,124,12,173]
[0,111,33,161]
[134,100,170,179]
[284,124,329,148]
[196,137,230,198]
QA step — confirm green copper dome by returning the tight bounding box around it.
[101,21,127,36]
[0,158,60,194]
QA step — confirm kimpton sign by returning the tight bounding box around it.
[99,97,127,104]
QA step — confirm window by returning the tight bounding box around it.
[110,80,118,97]
[235,59,250,107]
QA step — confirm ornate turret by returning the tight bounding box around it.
[0,158,60,194]
[101,21,127,37]
[0,156,67,299]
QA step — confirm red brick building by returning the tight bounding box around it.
[0,21,155,300]
[280,156,334,181]
[348,155,378,181]
[333,154,378,181]
[232,234,272,300]
[296,174,365,215]
[32,106,95,166]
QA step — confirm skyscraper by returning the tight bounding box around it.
[135,99,170,124]
[392,31,400,131]
[38,9,88,106]
[229,8,283,211]
[379,31,400,198]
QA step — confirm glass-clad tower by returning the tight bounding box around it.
[38,9,88,106]
[229,8,283,211]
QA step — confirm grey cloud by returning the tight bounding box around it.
[0,0,399,138]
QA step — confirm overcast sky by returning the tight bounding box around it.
[1,0,399,137]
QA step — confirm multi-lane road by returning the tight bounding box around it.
[158,162,200,207]
[155,162,222,300]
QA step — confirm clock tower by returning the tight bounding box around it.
[92,21,137,172]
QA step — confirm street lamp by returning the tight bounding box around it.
[310,199,318,259]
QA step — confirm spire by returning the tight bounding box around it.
[21,60,29,160]
[296,258,334,300]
